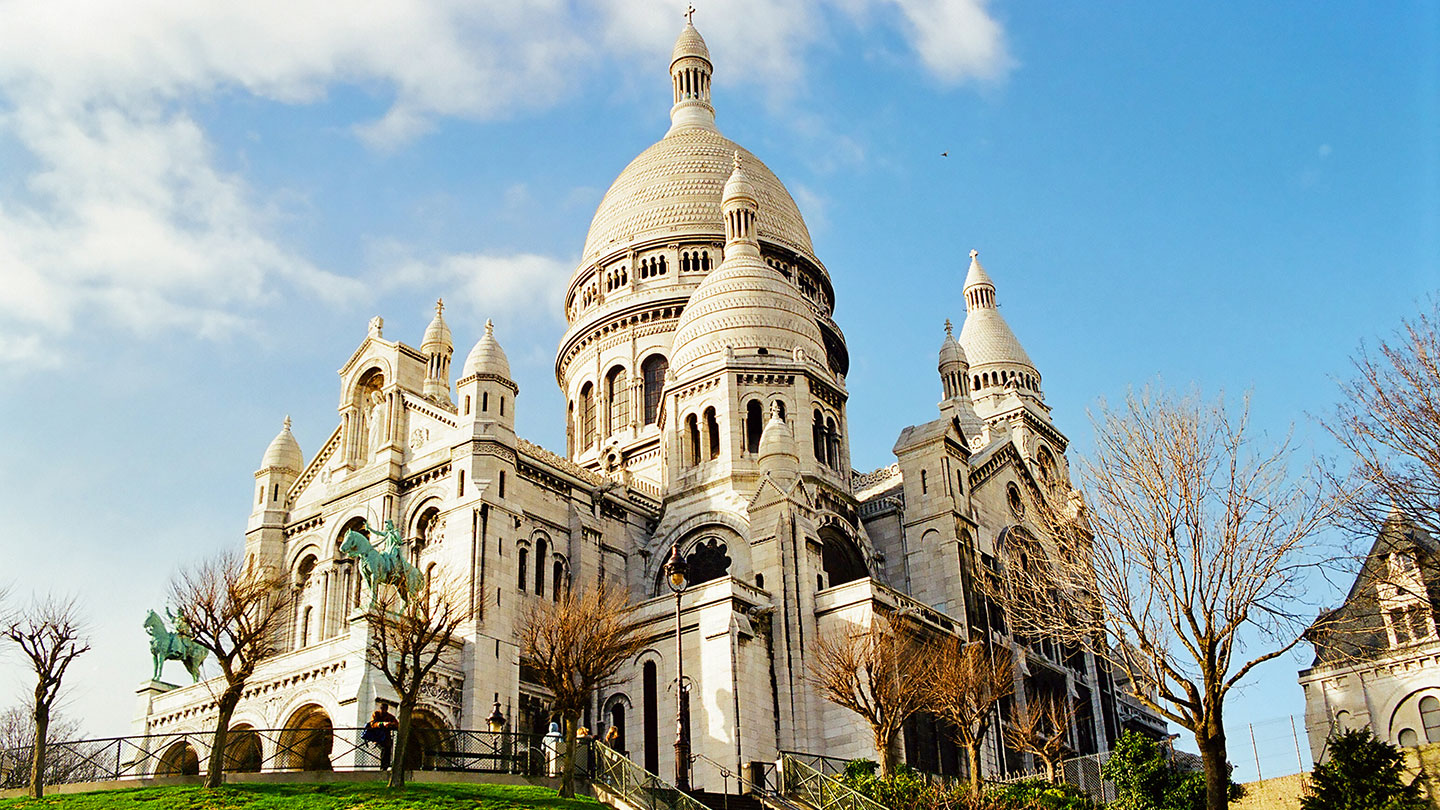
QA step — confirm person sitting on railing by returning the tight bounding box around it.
[362,700,399,769]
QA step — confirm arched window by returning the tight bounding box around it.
[820,530,867,588]
[1422,697,1440,743]
[705,407,720,460]
[1400,728,1419,747]
[812,410,825,463]
[301,606,312,647]
[642,355,668,425]
[681,252,691,273]
[745,400,763,454]
[553,560,564,601]
[580,382,596,450]
[701,251,711,271]
[685,537,732,585]
[773,400,787,422]
[657,255,667,275]
[609,704,626,754]
[826,417,840,468]
[642,662,659,773]
[567,401,575,457]
[535,536,548,597]
[686,414,701,466]
[1037,446,1058,486]
[606,366,629,435]
[518,549,528,593]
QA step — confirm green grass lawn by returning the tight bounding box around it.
[0,781,606,810]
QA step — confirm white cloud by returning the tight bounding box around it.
[380,248,573,330]
[0,0,1011,372]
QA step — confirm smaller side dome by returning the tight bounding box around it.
[261,416,303,472]
[421,298,452,352]
[723,151,757,206]
[757,403,799,483]
[938,319,967,370]
[463,320,512,379]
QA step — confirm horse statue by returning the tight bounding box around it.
[144,609,208,683]
[341,519,423,604]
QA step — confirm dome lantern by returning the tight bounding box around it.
[669,14,716,134]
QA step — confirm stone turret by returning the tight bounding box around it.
[249,416,302,532]
[459,320,518,443]
[421,298,453,405]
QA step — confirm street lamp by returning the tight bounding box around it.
[665,542,691,791]
[487,693,507,733]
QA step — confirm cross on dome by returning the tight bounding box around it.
[435,298,444,315]
[685,4,696,23]
[969,249,979,260]
[944,318,953,336]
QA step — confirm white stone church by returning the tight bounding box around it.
[134,19,1160,787]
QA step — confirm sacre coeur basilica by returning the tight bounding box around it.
[132,18,1164,785]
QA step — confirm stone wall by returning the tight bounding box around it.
[1232,773,1309,810]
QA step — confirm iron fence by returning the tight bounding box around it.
[0,728,565,791]
[778,750,850,780]
[989,750,1117,804]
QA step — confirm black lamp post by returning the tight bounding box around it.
[665,542,691,790]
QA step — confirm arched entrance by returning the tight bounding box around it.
[279,704,334,771]
[224,725,262,772]
[157,740,200,776]
[819,527,867,589]
[402,709,450,771]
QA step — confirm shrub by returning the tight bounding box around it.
[1101,731,1236,810]
[985,778,1099,810]
[1302,728,1425,810]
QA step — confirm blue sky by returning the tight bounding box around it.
[0,1,1435,781]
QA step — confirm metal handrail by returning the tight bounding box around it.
[779,754,889,810]
[777,750,849,779]
[0,728,555,790]
[591,741,708,810]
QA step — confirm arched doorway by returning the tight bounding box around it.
[819,528,867,589]
[157,740,201,776]
[402,709,450,771]
[279,704,334,771]
[224,725,263,772]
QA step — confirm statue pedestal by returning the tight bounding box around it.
[131,680,180,744]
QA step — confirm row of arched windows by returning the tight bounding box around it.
[940,370,969,400]
[680,250,711,273]
[812,408,843,471]
[638,256,667,279]
[603,266,628,292]
[517,535,566,601]
[684,407,721,466]
[973,369,1039,393]
[568,355,670,457]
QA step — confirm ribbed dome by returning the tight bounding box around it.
[939,322,966,369]
[671,22,711,65]
[580,129,813,263]
[958,251,1037,372]
[463,320,511,379]
[421,298,451,351]
[671,253,826,375]
[261,416,303,472]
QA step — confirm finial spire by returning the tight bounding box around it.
[685,4,696,24]
[969,249,979,260]
[944,319,953,337]
[283,415,292,430]
[435,297,444,315]
[733,151,741,171]
[485,319,495,337]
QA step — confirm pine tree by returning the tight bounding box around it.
[1303,728,1425,810]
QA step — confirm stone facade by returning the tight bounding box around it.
[134,18,1157,789]
[1300,512,1440,762]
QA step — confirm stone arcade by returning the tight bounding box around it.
[134,19,1160,785]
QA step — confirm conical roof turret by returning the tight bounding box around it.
[260,416,303,472]
[668,15,717,133]
[938,319,966,370]
[958,250,1039,381]
[463,320,512,379]
[757,403,799,484]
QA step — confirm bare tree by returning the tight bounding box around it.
[810,620,933,777]
[989,387,1335,810]
[1005,690,1076,783]
[0,705,105,787]
[363,574,472,789]
[2,595,90,798]
[927,638,1014,797]
[517,583,648,798]
[170,552,287,789]
[1323,301,1440,536]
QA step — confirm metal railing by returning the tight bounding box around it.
[778,750,850,780]
[0,728,559,790]
[989,750,1117,804]
[591,741,708,810]
[779,754,889,810]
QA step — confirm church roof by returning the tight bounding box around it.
[671,21,711,65]
[421,299,451,351]
[261,416,303,472]
[958,251,1037,371]
[463,320,511,379]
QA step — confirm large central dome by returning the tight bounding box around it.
[581,129,814,263]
